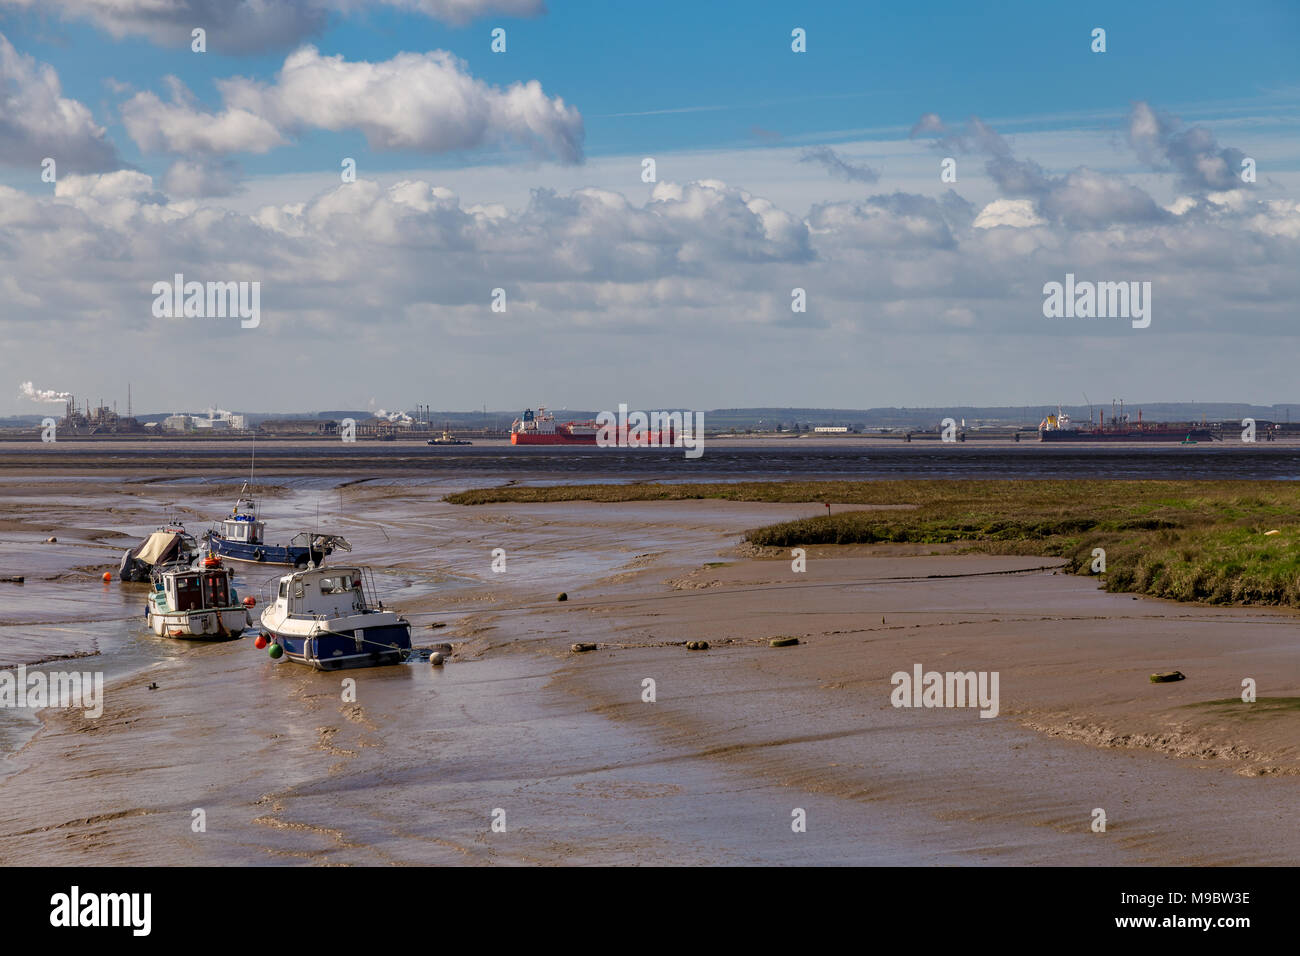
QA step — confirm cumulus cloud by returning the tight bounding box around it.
[122,88,286,155]
[973,199,1046,229]
[1,146,1295,378]
[799,146,880,183]
[122,46,583,163]
[925,113,1166,229]
[0,0,546,53]
[53,169,162,201]
[808,192,957,249]
[1128,100,1249,194]
[0,32,121,172]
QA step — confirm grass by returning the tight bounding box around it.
[445,480,1300,607]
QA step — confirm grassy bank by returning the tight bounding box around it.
[447,480,1300,607]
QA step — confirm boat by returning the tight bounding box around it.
[258,565,412,670]
[203,484,350,568]
[427,430,472,446]
[146,556,250,640]
[1038,404,1216,443]
[509,407,675,446]
[510,407,600,445]
[119,524,201,582]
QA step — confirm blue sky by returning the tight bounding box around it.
[1,1,1298,415]
[12,1,1300,178]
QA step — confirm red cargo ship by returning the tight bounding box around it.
[509,407,675,446]
[510,407,599,445]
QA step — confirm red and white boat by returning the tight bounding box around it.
[510,407,599,445]
[509,406,676,446]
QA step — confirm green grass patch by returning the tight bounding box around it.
[447,479,1300,608]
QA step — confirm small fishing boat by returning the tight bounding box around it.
[119,524,201,582]
[204,484,350,568]
[258,566,411,670]
[146,556,250,640]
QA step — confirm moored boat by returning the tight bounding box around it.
[146,556,250,640]
[258,566,411,670]
[204,484,350,568]
[119,524,200,582]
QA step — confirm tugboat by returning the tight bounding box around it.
[258,566,412,670]
[204,484,350,568]
[119,523,201,582]
[427,430,472,446]
[146,555,250,640]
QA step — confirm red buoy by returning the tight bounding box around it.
[254,634,268,650]
[101,571,112,582]
[243,596,256,608]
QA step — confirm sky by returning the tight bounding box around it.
[1,0,1298,416]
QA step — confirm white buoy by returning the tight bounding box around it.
[430,652,445,666]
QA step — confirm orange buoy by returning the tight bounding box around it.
[254,634,268,650]
[243,596,256,608]
[101,571,112,582]
[204,555,221,567]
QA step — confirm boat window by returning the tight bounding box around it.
[319,576,355,594]
[293,581,305,599]
[278,581,288,600]
[202,573,229,608]
[174,575,202,612]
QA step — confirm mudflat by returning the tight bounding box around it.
[0,477,1295,864]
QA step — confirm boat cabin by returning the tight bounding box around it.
[161,568,231,611]
[275,567,371,618]
[220,504,265,545]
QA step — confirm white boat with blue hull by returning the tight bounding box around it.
[259,566,412,670]
[204,485,349,568]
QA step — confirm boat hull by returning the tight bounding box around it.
[510,432,596,445]
[262,621,412,670]
[207,536,327,567]
[147,606,249,640]
[1040,429,1216,442]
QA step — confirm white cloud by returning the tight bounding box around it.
[0,32,120,172]
[4,105,1299,412]
[973,199,1045,229]
[122,46,583,164]
[122,90,286,155]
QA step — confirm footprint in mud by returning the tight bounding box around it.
[341,704,378,731]
[314,726,357,757]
